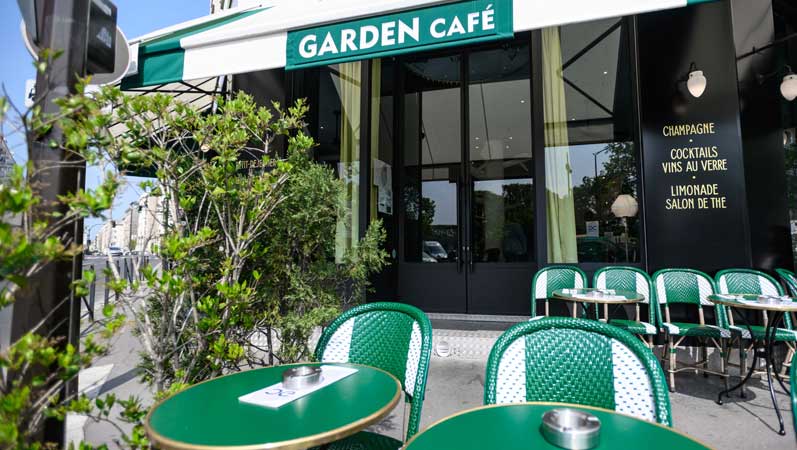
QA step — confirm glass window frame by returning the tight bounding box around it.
[286,16,647,273]
[532,16,647,270]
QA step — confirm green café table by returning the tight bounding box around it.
[552,288,643,320]
[404,403,712,450]
[145,363,401,450]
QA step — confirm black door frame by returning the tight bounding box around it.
[390,35,539,314]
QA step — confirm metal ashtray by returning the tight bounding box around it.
[282,366,322,390]
[540,408,601,450]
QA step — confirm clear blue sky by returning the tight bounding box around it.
[0,1,208,239]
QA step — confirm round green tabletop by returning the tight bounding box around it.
[145,363,401,450]
[404,403,713,450]
[707,294,797,312]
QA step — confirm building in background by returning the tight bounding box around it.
[134,193,166,253]
[92,193,167,254]
[0,137,13,183]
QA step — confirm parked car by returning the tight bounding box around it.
[423,240,448,261]
[107,246,124,257]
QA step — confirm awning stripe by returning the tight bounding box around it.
[121,7,270,89]
[121,0,716,89]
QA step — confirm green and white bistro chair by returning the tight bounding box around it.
[594,266,659,347]
[314,302,433,449]
[776,268,797,298]
[484,317,672,426]
[652,268,730,392]
[716,269,797,388]
[531,265,588,318]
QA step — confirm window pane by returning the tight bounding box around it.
[468,42,534,262]
[543,19,640,263]
[401,54,462,263]
[312,63,362,262]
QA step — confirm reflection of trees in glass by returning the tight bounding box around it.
[421,197,436,238]
[572,142,639,261]
[472,183,533,261]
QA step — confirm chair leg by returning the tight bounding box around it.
[701,340,709,377]
[720,339,729,392]
[739,338,747,398]
[668,336,676,392]
[781,343,794,378]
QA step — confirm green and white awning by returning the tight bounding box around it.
[121,0,713,89]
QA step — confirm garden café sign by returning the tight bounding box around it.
[286,0,513,69]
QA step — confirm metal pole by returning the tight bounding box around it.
[10,0,90,445]
[103,260,110,307]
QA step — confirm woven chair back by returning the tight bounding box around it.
[594,266,657,324]
[314,302,432,439]
[531,266,588,316]
[652,268,725,327]
[484,317,672,426]
[718,268,794,330]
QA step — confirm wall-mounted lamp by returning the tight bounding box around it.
[755,65,797,101]
[686,63,707,98]
[780,66,797,101]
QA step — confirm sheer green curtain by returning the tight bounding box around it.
[370,60,381,221]
[543,27,578,263]
[334,62,361,262]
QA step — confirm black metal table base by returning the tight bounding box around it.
[717,310,790,436]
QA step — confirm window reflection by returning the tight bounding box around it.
[469,42,534,263]
[543,18,640,264]
[402,54,462,263]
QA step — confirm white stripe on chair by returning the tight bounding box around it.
[574,273,585,289]
[596,272,607,289]
[641,322,657,334]
[718,276,729,295]
[611,339,656,422]
[656,278,668,305]
[321,317,354,363]
[697,276,714,305]
[404,321,422,397]
[535,271,548,299]
[635,273,649,303]
[496,339,527,404]
[759,276,780,296]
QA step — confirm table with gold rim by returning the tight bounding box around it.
[403,402,713,450]
[144,363,401,450]
[551,288,644,319]
[709,294,797,436]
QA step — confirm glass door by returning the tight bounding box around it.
[397,38,535,315]
[465,41,535,314]
[398,52,467,313]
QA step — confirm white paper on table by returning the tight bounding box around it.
[238,366,358,409]
[574,295,626,301]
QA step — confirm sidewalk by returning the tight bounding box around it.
[75,315,795,449]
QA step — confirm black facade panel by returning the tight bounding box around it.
[731,0,793,272]
[637,2,751,273]
[233,69,288,155]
